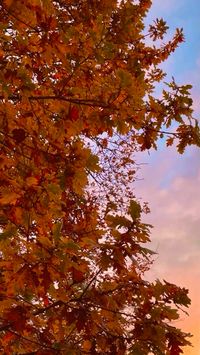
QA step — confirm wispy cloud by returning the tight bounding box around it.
[136,146,200,353]
[137,2,200,353]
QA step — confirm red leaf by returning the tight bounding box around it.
[170,343,183,355]
[12,128,26,143]
[72,267,85,283]
[69,106,79,121]
[2,331,16,345]
[43,295,50,307]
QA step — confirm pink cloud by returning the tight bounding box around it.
[136,146,200,353]
[139,2,200,353]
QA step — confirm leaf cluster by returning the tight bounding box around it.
[0,0,198,353]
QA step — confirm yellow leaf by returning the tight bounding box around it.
[51,319,60,334]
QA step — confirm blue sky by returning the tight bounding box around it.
[146,0,200,102]
[136,1,200,354]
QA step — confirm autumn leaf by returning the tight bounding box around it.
[4,0,15,8]
[82,340,92,352]
[0,0,197,353]
[12,128,26,143]
[1,332,16,346]
[129,200,141,221]
[0,192,20,205]
[69,106,79,121]
[26,176,39,187]
[71,267,85,283]
[0,225,17,240]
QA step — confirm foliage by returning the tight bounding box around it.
[0,0,199,353]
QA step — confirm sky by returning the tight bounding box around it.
[136,1,200,354]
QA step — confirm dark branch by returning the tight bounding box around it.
[0,94,112,108]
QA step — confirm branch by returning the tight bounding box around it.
[0,94,112,108]
[77,268,103,301]
[34,300,63,316]
[8,329,58,352]
[90,303,136,319]
[1,5,42,34]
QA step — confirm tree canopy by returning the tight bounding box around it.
[0,0,199,354]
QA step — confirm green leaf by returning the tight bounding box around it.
[130,345,145,355]
[116,69,132,87]
[141,247,157,256]
[106,214,132,228]
[52,221,63,241]
[47,183,61,195]
[129,200,141,221]
[86,153,100,172]
[64,240,80,251]
[0,226,17,240]
[53,342,61,350]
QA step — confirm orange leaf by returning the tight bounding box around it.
[26,176,38,187]
[2,332,16,346]
[4,0,14,7]
[83,340,92,352]
[0,192,20,205]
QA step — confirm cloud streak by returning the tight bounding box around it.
[136,146,200,354]
[136,2,200,353]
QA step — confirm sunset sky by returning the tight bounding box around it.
[136,1,200,354]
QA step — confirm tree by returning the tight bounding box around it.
[0,0,199,353]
